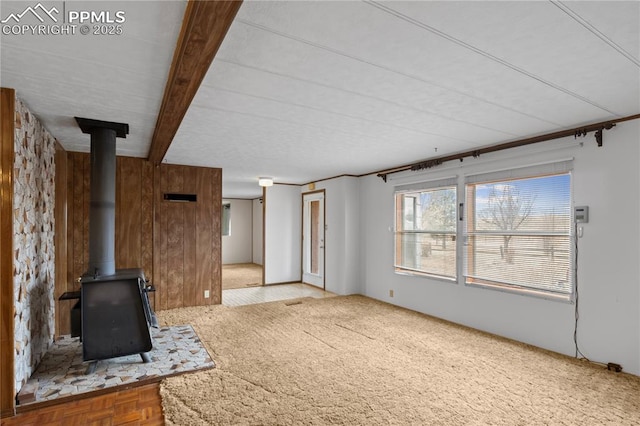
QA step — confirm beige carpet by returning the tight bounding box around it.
[222,263,263,290]
[158,295,640,425]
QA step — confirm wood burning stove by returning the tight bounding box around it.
[67,117,157,371]
[81,268,156,363]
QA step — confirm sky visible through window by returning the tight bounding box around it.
[474,174,571,219]
[467,172,572,295]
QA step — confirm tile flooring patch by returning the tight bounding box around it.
[18,325,214,406]
[222,282,335,307]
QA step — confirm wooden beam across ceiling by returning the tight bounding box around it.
[147,0,243,165]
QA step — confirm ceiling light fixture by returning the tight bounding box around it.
[258,177,273,187]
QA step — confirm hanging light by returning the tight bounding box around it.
[258,177,273,187]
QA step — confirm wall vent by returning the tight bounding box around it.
[164,193,197,202]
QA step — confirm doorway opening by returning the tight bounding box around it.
[302,190,325,288]
[221,197,264,290]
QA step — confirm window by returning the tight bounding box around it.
[394,177,457,280]
[465,165,572,298]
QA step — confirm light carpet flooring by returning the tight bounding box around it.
[222,263,263,290]
[158,295,640,425]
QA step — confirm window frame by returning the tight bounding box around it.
[391,160,575,302]
[394,177,459,281]
[463,168,574,301]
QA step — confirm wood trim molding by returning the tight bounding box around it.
[261,186,266,286]
[1,88,16,417]
[300,190,327,290]
[147,0,243,165]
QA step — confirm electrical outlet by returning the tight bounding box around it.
[204,290,210,299]
[389,289,394,298]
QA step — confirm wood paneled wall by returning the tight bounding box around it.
[54,142,68,338]
[154,164,222,309]
[58,152,89,336]
[1,88,16,417]
[115,157,154,277]
[59,156,221,334]
[66,152,89,292]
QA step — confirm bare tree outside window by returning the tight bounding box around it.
[479,184,535,264]
[422,189,456,249]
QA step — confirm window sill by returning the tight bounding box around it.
[394,268,457,284]
[465,279,573,303]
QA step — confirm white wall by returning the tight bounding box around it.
[359,121,640,376]
[222,199,253,264]
[302,177,361,295]
[252,197,263,265]
[264,185,302,284]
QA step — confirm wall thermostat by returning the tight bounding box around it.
[574,206,589,223]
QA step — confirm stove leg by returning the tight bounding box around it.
[140,352,151,363]
[85,361,98,375]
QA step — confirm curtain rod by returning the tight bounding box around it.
[376,113,640,182]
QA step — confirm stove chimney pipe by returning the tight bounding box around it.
[75,117,129,277]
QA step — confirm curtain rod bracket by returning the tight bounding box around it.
[594,129,603,147]
[594,123,616,147]
[378,173,388,183]
[575,123,615,147]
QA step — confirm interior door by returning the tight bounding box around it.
[302,191,325,288]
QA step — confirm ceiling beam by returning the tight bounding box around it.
[147,0,243,165]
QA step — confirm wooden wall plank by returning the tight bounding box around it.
[60,151,76,336]
[1,87,16,417]
[117,157,142,269]
[165,165,184,309]
[141,161,154,309]
[115,157,122,268]
[129,158,143,268]
[182,167,197,306]
[66,153,75,289]
[211,168,222,305]
[71,152,85,289]
[154,165,167,311]
[166,164,184,193]
[166,203,184,309]
[195,169,212,306]
[54,142,68,338]
[66,152,91,288]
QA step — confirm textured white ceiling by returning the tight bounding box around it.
[0,0,186,157]
[2,1,638,200]
[166,0,639,198]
